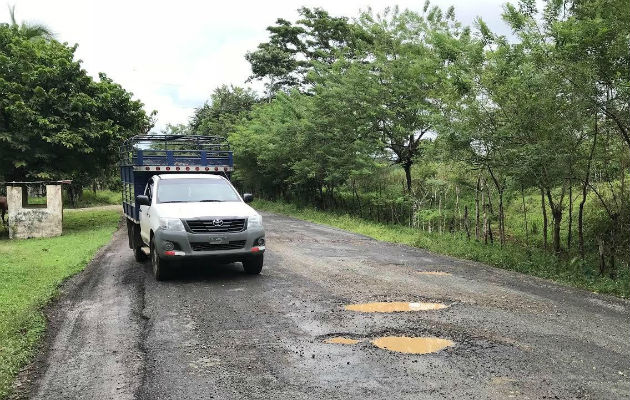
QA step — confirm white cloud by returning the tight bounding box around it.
[6,0,510,131]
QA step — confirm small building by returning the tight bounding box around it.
[4,181,70,239]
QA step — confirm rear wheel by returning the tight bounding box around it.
[151,239,171,281]
[134,246,148,262]
[243,254,264,275]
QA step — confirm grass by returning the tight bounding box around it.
[253,199,629,298]
[70,190,121,208]
[0,209,121,398]
[24,189,121,209]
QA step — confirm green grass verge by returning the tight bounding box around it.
[253,199,629,298]
[0,209,121,398]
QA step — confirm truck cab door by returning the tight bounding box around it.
[139,179,154,245]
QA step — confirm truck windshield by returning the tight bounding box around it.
[157,178,241,203]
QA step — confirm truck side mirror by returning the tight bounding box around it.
[243,193,254,203]
[137,195,151,206]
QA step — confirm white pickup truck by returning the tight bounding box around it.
[134,174,265,280]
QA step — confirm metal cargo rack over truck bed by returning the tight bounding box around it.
[120,134,233,223]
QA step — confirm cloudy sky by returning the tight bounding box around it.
[4,0,512,131]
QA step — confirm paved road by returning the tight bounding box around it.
[18,213,630,399]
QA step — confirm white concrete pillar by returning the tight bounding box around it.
[46,185,63,237]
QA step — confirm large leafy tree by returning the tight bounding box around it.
[190,85,258,138]
[550,0,629,154]
[315,5,472,192]
[246,7,360,95]
[0,24,152,185]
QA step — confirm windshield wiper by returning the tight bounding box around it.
[160,200,188,203]
[200,200,223,202]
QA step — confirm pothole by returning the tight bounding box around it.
[323,337,361,345]
[417,271,451,276]
[344,302,448,312]
[371,336,455,354]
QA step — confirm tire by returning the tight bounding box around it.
[134,246,148,262]
[151,239,171,281]
[243,254,264,275]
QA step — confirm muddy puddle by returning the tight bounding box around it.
[324,337,361,345]
[371,336,454,354]
[345,301,448,312]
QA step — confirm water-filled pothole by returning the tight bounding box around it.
[323,337,361,345]
[371,336,454,354]
[344,302,448,312]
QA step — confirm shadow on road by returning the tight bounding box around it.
[141,260,264,284]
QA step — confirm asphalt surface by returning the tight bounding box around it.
[16,212,630,399]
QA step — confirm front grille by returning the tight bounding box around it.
[185,218,246,233]
[191,240,246,252]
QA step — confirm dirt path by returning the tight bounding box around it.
[17,212,630,399]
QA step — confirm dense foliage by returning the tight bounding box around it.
[191,0,629,284]
[0,22,153,199]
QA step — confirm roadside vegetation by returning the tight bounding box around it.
[254,199,629,298]
[184,0,629,292]
[0,9,154,205]
[0,209,121,398]
[24,189,121,209]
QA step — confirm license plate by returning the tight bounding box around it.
[208,236,228,245]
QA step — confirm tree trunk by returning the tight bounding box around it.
[567,182,573,250]
[521,186,529,245]
[552,208,562,254]
[579,119,598,259]
[438,188,446,233]
[403,161,412,193]
[521,187,529,245]
[464,205,471,240]
[481,184,488,244]
[487,167,505,246]
[546,188,564,254]
[455,185,461,231]
[485,180,494,244]
[497,189,505,247]
[475,175,481,241]
[481,203,488,244]
[541,187,548,250]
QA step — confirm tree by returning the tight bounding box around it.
[246,7,359,95]
[190,85,258,138]
[317,5,472,192]
[8,5,54,40]
[160,123,191,136]
[550,0,630,264]
[0,24,152,188]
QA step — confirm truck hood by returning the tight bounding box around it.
[154,201,258,219]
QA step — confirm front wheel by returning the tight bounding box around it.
[243,254,264,275]
[151,239,171,281]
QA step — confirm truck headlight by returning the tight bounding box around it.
[159,218,186,232]
[248,214,263,228]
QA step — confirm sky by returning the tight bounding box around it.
[4,0,512,131]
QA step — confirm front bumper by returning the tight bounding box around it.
[153,227,265,261]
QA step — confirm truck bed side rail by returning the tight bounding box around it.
[120,134,234,222]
